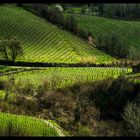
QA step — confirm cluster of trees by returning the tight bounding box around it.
[88,77,140,136]
[96,32,130,59]
[89,77,137,120]
[90,4,140,20]
[0,76,140,136]
[55,3,140,20]
[0,37,23,62]
[103,4,140,20]
[41,7,78,33]
[48,3,140,20]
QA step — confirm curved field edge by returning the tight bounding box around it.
[0,112,68,136]
[0,5,115,64]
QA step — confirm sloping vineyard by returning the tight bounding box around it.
[0,67,132,89]
[0,5,115,64]
[0,4,139,137]
[65,13,140,58]
[0,112,68,136]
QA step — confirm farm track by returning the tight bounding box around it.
[0,67,44,77]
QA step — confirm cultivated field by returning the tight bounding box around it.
[0,67,132,89]
[0,112,68,136]
[0,4,139,137]
[0,5,115,64]
[65,13,140,59]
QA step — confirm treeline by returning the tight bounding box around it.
[62,3,140,21]
[0,59,139,69]
[96,33,130,59]
[0,37,23,62]
[97,4,140,20]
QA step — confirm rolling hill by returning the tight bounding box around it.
[0,5,116,64]
[65,13,140,59]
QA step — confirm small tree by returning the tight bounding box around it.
[0,37,23,62]
[122,102,140,136]
[8,37,23,62]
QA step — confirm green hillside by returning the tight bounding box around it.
[66,13,140,59]
[0,5,116,64]
[0,112,68,136]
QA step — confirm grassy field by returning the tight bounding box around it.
[0,5,115,64]
[0,112,68,136]
[0,67,132,89]
[65,13,140,59]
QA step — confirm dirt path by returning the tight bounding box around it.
[43,120,66,136]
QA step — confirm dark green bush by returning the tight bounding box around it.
[96,32,130,59]
[89,77,137,120]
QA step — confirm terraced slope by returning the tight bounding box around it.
[0,5,115,64]
[0,112,68,136]
[65,14,140,59]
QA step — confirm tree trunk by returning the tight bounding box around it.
[4,90,9,101]
[4,50,8,60]
[12,51,16,63]
[12,57,15,63]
